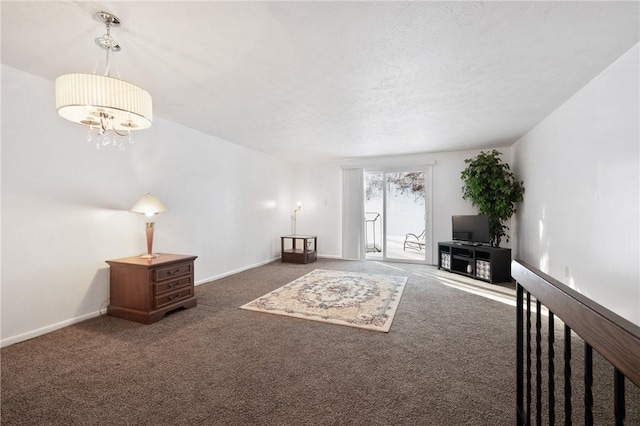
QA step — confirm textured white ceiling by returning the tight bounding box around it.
[2,1,639,162]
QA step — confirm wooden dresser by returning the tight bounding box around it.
[106,253,197,324]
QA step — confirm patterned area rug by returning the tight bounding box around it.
[240,269,407,332]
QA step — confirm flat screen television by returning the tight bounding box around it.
[452,215,490,245]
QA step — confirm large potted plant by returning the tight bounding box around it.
[460,150,524,247]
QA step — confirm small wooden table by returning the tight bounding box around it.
[281,235,317,264]
[106,253,197,324]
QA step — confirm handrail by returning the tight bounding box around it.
[512,259,640,387]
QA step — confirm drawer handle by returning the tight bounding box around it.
[168,268,181,276]
[168,293,181,301]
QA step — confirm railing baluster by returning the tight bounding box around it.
[513,261,640,426]
[527,292,532,426]
[614,368,625,425]
[536,300,542,426]
[564,325,572,425]
[548,312,555,425]
[585,343,593,426]
[516,284,525,425]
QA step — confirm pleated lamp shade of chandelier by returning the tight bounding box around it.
[55,73,152,132]
[55,11,152,140]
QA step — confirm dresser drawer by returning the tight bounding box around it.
[154,276,192,295]
[154,286,193,310]
[153,262,193,282]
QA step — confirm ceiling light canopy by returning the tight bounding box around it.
[55,11,152,150]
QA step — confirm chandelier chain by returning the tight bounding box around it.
[103,20,113,76]
[90,14,133,149]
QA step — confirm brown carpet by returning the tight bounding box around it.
[1,259,638,425]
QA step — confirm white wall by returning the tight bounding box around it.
[513,44,639,325]
[1,65,294,346]
[292,163,343,257]
[293,147,514,264]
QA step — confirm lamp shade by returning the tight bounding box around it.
[130,194,166,217]
[56,73,153,131]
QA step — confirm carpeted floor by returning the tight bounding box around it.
[1,258,638,425]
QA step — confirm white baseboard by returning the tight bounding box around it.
[3,255,342,347]
[318,254,342,259]
[194,254,344,285]
[1,310,103,348]
[195,256,280,285]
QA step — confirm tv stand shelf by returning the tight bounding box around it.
[438,242,511,283]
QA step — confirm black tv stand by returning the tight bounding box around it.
[456,241,482,247]
[438,241,511,283]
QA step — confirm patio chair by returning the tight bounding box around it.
[403,230,425,251]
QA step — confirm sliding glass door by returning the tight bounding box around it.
[364,168,430,263]
[364,173,384,255]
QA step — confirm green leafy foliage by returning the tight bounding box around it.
[460,150,524,247]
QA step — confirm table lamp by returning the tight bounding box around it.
[293,201,302,235]
[130,193,166,258]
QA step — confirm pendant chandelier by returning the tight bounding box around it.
[55,11,152,150]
